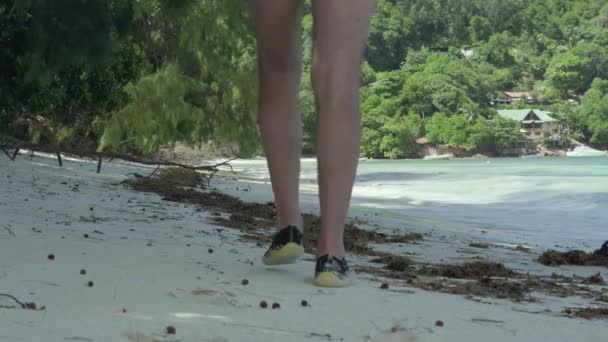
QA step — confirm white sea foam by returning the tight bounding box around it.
[232,157,608,248]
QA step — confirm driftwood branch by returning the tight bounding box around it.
[145,165,161,178]
[0,293,26,308]
[0,134,236,176]
[113,155,237,172]
[97,155,102,174]
[0,147,14,161]
[0,293,42,310]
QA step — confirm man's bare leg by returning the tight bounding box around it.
[251,0,303,230]
[311,0,375,260]
[252,1,306,265]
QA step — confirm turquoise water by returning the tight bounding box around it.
[232,157,608,248]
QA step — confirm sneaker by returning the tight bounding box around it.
[314,255,354,288]
[262,225,305,265]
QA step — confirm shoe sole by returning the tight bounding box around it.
[314,272,353,288]
[262,243,304,266]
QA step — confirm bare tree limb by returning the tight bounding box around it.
[11,148,20,160]
[145,164,161,178]
[56,152,63,167]
[0,293,43,311]
[0,147,14,161]
[207,169,220,187]
[0,134,236,176]
[0,293,26,308]
[213,158,237,173]
[97,155,102,174]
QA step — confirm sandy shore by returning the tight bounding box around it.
[0,154,607,342]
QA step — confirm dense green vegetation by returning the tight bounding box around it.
[1,0,608,158]
[0,0,258,154]
[349,0,608,157]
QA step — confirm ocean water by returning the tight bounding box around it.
[231,157,608,249]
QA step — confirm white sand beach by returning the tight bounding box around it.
[1,154,607,342]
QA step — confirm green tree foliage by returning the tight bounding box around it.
[578,78,608,146]
[545,53,592,96]
[357,0,608,156]
[360,95,422,159]
[2,0,257,155]
[470,16,493,42]
[100,0,258,154]
[0,0,144,142]
[482,32,516,68]
[366,0,415,71]
[2,0,608,158]
[426,114,523,153]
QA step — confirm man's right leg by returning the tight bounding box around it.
[251,0,305,265]
[310,0,375,286]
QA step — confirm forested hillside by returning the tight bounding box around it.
[347,0,608,157]
[1,0,607,158]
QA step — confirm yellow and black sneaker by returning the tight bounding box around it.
[314,255,354,288]
[262,225,305,266]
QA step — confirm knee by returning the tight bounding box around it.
[258,47,300,76]
[311,52,361,110]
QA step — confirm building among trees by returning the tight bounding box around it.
[493,92,536,105]
[497,109,559,141]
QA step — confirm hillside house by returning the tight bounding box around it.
[493,92,535,105]
[497,109,559,141]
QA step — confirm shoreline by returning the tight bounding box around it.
[1,154,607,341]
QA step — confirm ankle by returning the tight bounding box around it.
[278,218,303,232]
[316,244,346,259]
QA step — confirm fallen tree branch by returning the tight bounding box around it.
[0,293,43,310]
[97,155,102,174]
[0,293,26,308]
[0,134,236,175]
[146,164,161,178]
[0,147,14,161]
[114,155,237,172]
